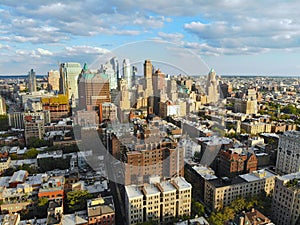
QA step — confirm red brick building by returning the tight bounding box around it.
[216,149,257,178]
[111,126,184,185]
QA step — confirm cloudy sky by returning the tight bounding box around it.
[1,0,300,75]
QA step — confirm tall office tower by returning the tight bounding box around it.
[206,68,220,103]
[167,79,178,101]
[132,66,137,87]
[152,69,166,96]
[151,69,167,115]
[272,172,300,225]
[47,70,60,92]
[276,130,300,174]
[118,79,130,110]
[100,62,118,90]
[123,59,132,89]
[59,62,82,105]
[0,97,6,115]
[28,69,37,93]
[78,63,111,111]
[110,57,119,78]
[144,59,154,98]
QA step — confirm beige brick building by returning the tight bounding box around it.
[125,177,192,225]
[204,169,276,211]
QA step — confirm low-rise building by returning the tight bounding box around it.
[87,196,115,225]
[38,176,65,200]
[230,208,274,225]
[0,157,11,174]
[0,213,20,225]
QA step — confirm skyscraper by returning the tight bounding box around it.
[123,59,132,89]
[144,59,154,98]
[47,70,60,92]
[206,68,220,103]
[110,57,119,78]
[78,63,111,111]
[28,69,37,93]
[59,62,82,106]
[100,61,118,90]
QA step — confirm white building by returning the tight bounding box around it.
[276,130,300,174]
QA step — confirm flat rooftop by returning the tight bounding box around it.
[125,185,143,199]
[160,180,176,192]
[240,169,277,182]
[143,183,160,196]
[279,171,300,182]
[173,176,192,190]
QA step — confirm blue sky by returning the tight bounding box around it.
[1,0,300,75]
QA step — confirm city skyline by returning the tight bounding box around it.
[1,1,300,76]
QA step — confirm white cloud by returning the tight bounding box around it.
[37,48,53,56]
[64,45,110,56]
[158,32,184,43]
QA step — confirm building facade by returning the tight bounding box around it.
[78,66,111,111]
[28,69,37,93]
[206,68,220,103]
[276,131,300,174]
[48,70,60,92]
[0,97,6,115]
[272,172,300,225]
[125,177,192,225]
[87,196,115,225]
[204,169,276,211]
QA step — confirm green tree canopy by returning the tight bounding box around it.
[66,190,92,213]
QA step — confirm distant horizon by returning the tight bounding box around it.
[0,74,299,78]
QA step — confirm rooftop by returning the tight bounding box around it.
[9,170,28,184]
[125,185,143,199]
[240,169,277,182]
[159,180,177,193]
[87,196,115,217]
[172,176,192,190]
[143,183,160,196]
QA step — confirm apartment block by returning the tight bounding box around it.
[125,177,192,225]
[204,169,276,211]
[276,130,300,174]
[272,172,300,225]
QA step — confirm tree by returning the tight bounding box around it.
[24,148,39,159]
[231,197,246,212]
[66,190,92,213]
[0,115,9,131]
[282,104,297,115]
[38,197,49,207]
[192,200,205,217]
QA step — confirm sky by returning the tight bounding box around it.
[0,0,300,76]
